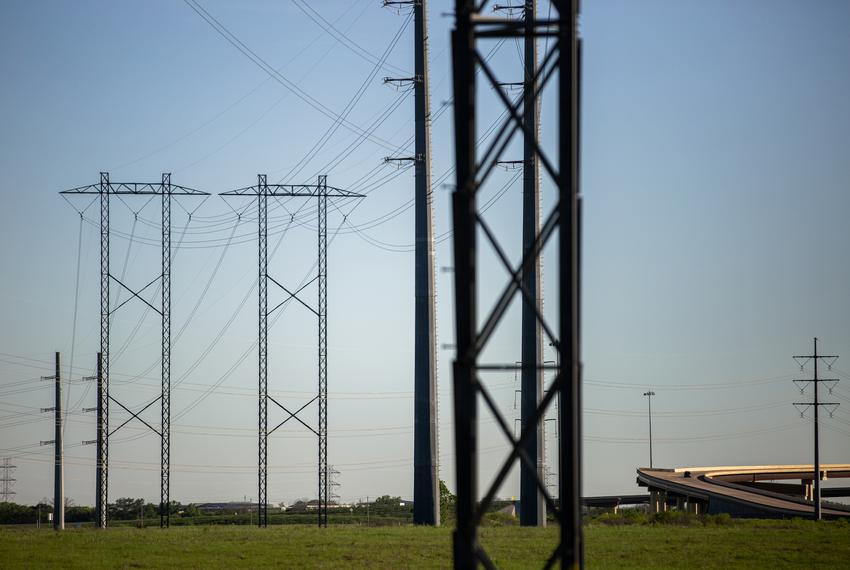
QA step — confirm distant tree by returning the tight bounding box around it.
[440,480,456,521]
[0,502,37,524]
[373,495,402,506]
[66,506,94,523]
[182,504,201,517]
[110,497,144,520]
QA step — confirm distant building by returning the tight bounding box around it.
[196,502,268,514]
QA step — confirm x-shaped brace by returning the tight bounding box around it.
[110,273,162,316]
[267,394,319,437]
[109,395,162,437]
[267,275,318,317]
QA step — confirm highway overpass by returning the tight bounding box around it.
[636,464,850,519]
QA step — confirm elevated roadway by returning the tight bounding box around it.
[636,464,850,519]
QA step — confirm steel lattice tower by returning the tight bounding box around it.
[450,0,582,566]
[61,173,208,528]
[0,457,15,502]
[221,175,363,528]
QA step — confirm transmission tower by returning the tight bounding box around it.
[220,175,363,528]
[383,0,440,528]
[1,458,17,502]
[792,337,840,521]
[60,173,209,528]
[450,0,582,566]
[329,465,341,504]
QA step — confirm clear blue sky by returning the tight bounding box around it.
[1,0,849,508]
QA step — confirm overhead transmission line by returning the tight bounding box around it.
[182,0,401,152]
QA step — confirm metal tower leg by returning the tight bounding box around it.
[558,1,582,564]
[258,174,268,528]
[161,173,172,528]
[451,3,478,559]
[317,175,329,528]
[98,172,110,529]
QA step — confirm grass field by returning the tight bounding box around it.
[1,518,849,568]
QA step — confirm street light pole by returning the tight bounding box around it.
[643,390,656,468]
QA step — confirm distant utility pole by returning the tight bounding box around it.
[384,0,439,527]
[643,390,655,469]
[40,353,64,530]
[95,352,106,528]
[792,338,840,521]
[0,457,16,502]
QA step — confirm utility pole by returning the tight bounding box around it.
[383,0,439,526]
[54,352,64,530]
[643,390,655,468]
[95,352,106,528]
[41,352,65,530]
[521,0,544,528]
[0,457,16,502]
[490,0,547,528]
[792,338,840,521]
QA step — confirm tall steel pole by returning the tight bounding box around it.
[95,352,106,527]
[53,352,64,531]
[813,337,821,520]
[520,0,545,528]
[643,390,655,468]
[412,0,439,527]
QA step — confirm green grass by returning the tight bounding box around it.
[1,519,848,568]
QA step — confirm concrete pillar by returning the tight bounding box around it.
[802,480,813,501]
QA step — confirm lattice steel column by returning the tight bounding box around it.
[160,173,172,528]
[258,174,269,528]
[98,172,110,529]
[317,175,329,529]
